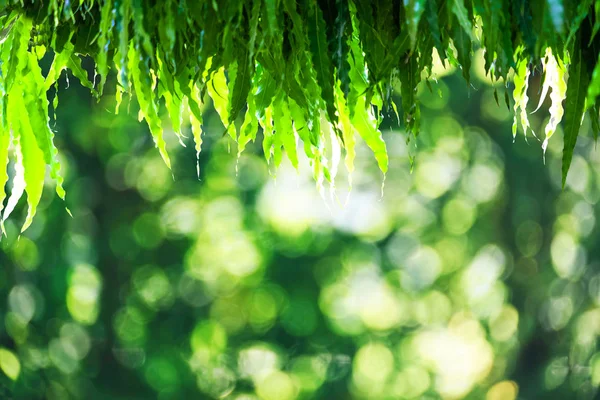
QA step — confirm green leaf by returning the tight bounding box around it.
[307,0,338,125]
[229,47,252,126]
[67,53,98,96]
[425,0,445,59]
[7,86,45,232]
[450,0,476,41]
[399,53,421,139]
[565,0,593,47]
[562,40,589,187]
[247,0,262,63]
[188,82,204,176]
[238,93,258,157]
[351,98,388,175]
[288,97,313,156]
[332,0,352,99]
[4,16,31,92]
[452,20,472,84]
[157,51,186,144]
[403,0,427,49]
[480,0,503,77]
[592,0,600,43]
[348,43,387,175]
[207,65,234,138]
[586,52,600,111]
[536,48,567,152]
[0,120,10,220]
[117,0,131,88]
[45,41,74,91]
[128,43,171,169]
[512,51,532,139]
[513,0,536,54]
[273,97,298,169]
[24,53,66,199]
[131,0,155,61]
[254,66,279,120]
[261,104,277,164]
[335,80,356,189]
[16,103,45,233]
[264,0,278,36]
[158,1,176,55]
[97,0,115,95]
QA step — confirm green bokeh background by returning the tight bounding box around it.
[1,52,600,400]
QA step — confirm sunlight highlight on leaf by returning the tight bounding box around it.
[512,53,533,140]
[534,48,567,154]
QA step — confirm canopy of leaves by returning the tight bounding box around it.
[0,0,600,231]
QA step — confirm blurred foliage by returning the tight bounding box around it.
[2,52,600,400]
[3,0,600,233]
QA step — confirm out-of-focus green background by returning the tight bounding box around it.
[2,52,600,400]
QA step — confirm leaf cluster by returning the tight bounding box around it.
[1,0,600,231]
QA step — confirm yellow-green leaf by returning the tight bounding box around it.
[128,43,170,168]
[207,67,235,138]
[0,348,20,381]
[273,97,298,169]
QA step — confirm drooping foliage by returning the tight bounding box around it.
[1,0,600,231]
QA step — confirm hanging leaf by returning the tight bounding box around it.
[158,1,176,56]
[403,0,427,49]
[238,93,258,157]
[4,17,31,92]
[97,0,115,95]
[261,104,277,165]
[45,41,74,91]
[128,43,171,168]
[12,93,45,233]
[157,52,185,143]
[264,0,278,37]
[452,21,473,85]
[273,97,298,169]
[586,52,600,111]
[332,0,352,99]
[565,0,593,47]
[592,0,600,43]
[23,53,66,199]
[229,46,253,126]
[335,80,356,190]
[117,0,131,88]
[562,38,589,187]
[536,48,567,153]
[399,53,421,139]
[450,0,476,41]
[512,53,533,139]
[247,0,262,64]
[67,53,98,96]
[348,41,387,175]
[307,0,338,126]
[131,0,155,61]
[188,81,205,176]
[0,121,9,219]
[425,0,445,60]
[207,66,235,138]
